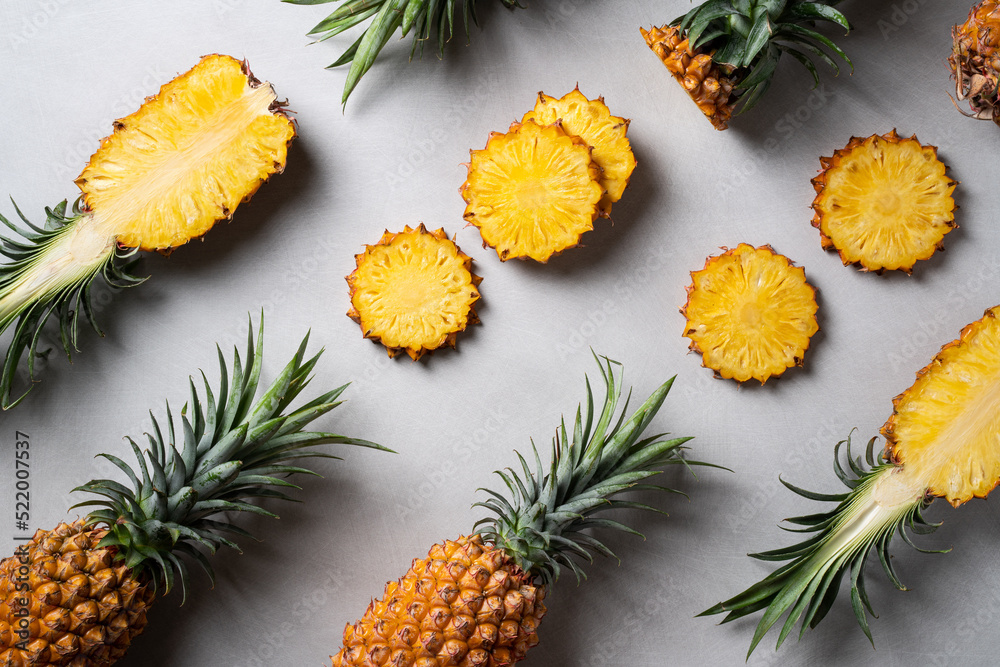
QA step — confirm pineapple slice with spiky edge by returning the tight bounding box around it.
[0,317,387,666]
[461,120,604,263]
[811,131,957,273]
[642,1,852,130]
[701,306,1000,654]
[346,224,482,360]
[950,1,1000,124]
[682,244,819,384]
[333,356,717,666]
[522,88,637,216]
[0,54,295,410]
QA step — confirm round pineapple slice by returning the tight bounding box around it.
[811,131,957,274]
[76,54,296,251]
[347,225,481,361]
[461,120,603,263]
[682,244,819,384]
[522,88,636,215]
[883,306,1000,506]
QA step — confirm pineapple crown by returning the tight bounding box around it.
[474,354,707,585]
[675,0,852,114]
[0,199,144,410]
[700,433,943,657]
[284,0,523,105]
[70,317,386,600]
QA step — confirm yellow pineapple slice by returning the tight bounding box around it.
[883,307,1000,506]
[347,225,481,360]
[811,131,957,273]
[522,88,636,215]
[78,54,295,251]
[461,120,603,263]
[682,244,819,384]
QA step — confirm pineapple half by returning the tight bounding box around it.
[333,356,711,665]
[682,244,819,384]
[346,225,482,360]
[522,88,636,216]
[0,318,385,666]
[702,306,1000,654]
[950,1,1000,124]
[461,120,604,263]
[0,54,295,409]
[811,131,957,273]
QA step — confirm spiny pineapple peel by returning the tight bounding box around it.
[347,224,482,361]
[682,243,819,384]
[950,1,1000,124]
[811,130,957,274]
[461,120,604,263]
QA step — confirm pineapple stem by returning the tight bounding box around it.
[0,200,145,409]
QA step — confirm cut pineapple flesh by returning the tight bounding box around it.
[522,88,636,215]
[347,225,481,360]
[811,131,956,273]
[883,307,1000,506]
[77,54,295,251]
[461,120,603,263]
[682,244,819,384]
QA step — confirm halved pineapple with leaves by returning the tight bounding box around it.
[522,88,636,216]
[682,244,819,384]
[702,306,1000,654]
[0,54,295,408]
[811,131,957,273]
[461,120,604,263]
[347,225,481,360]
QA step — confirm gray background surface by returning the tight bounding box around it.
[0,1,997,665]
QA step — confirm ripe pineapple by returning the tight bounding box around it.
[0,54,294,409]
[642,1,852,129]
[950,1,1000,124]
[702,306,1000,654]
[0,319,384,665]
[682,244,819,384]
[461,120,604,263]
[333,356,705,665]
[522,88,636,216]
[347,225,482,360]
[811,131,957,273]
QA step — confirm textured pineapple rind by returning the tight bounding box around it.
[640,25,736,131]
[810,130,957,274]
[882,305,1000,506]
[681,243,819,384]
[949,1,1000,123]
[332,535,545,667]
[0,520,153,667]
[346,224,482,361]
[76,54,297,253]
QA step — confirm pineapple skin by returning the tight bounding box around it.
[333,535,545,667]
[951,1,1000,123]
[0,521,153,666]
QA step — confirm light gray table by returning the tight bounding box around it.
[1,1,996,665]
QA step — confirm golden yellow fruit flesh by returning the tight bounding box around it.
[76,54,295,251]
[682,244,819,384]
[811,131,956,273]
[523,89,635,215]
[461,120,603,263]
[347,225,481,361]
[883,307,1000,506]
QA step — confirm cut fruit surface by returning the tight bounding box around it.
[883,306,1000,506]
[682,244,819,384]
[347,225,481,360]
[811,131,956,273]
[77,54,295,251]
[523,88,636,214]
[461,120,603,262]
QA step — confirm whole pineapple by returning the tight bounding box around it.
[0,319,384,665]
[333,356,707,665]
[950,1,1000,123]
